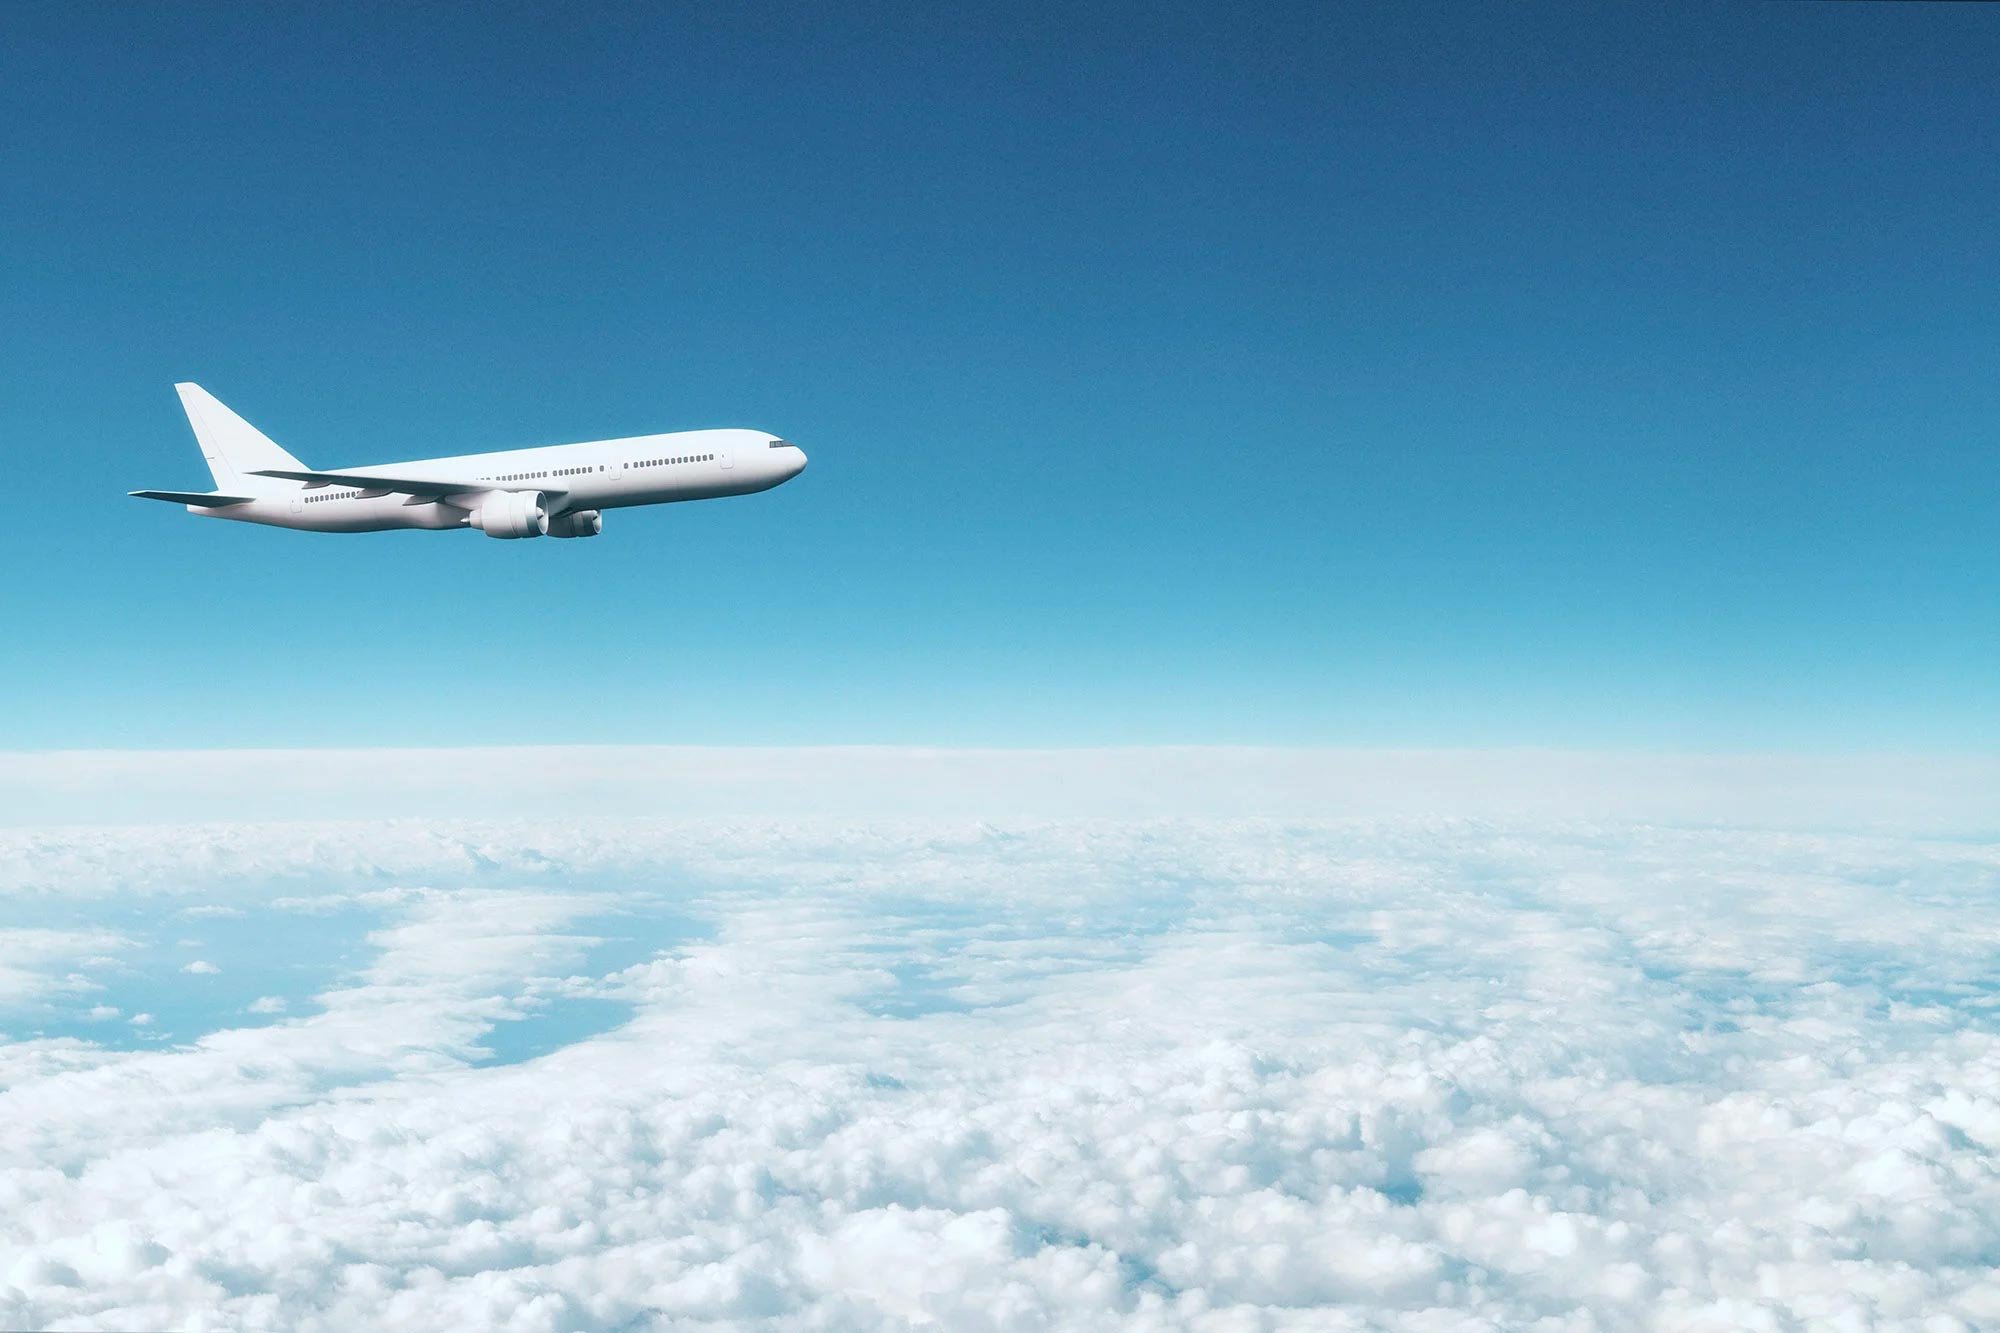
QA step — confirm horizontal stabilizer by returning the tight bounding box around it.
[129,489,256,507]
[247,467,566,502]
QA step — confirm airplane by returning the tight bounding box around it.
[129,383,807,539]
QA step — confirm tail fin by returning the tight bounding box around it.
[174,383,307,493]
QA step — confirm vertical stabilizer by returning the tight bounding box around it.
[174,384,307,493]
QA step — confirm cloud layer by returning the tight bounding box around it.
[3,816,1998,1329]
[5,746,1998,830]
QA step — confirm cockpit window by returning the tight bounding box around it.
[768,439,795,449]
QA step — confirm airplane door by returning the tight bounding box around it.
[290,495,301,515]
[717,441,734,471]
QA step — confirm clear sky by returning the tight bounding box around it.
[2,2,1994,752]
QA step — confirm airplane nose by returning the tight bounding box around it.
[789,447,808,476]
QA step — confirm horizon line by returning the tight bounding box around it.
[3,746,1996,834]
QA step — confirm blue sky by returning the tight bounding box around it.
[3,1,1995,751]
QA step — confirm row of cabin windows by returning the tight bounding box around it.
[483,466,596,482]
[305,490,360,503]
[474,455,713,483]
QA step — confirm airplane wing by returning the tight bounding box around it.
[246,467,515,496]
[129,489,256,507]
[250,467,573,506]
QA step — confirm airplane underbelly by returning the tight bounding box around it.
[295,496,460,532]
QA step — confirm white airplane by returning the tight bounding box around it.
[130,383,807,539]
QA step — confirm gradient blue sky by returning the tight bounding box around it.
[3,2,1995,751]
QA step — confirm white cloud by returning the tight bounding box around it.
[126,1012,153,1027]
[0,929,130,1007]
[247,996,286,1014]
[180,960,219,975]
[0,814,1997,1330]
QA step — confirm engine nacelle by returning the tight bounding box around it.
[470,490,549,539]
[548,510,602,539]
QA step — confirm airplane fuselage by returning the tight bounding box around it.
[132,386,808,541]
[208,428,804,534]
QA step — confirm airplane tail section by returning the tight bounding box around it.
[175,383,307,493]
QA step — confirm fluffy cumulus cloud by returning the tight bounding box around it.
[0,927,131,1010]
[1,815,1998,1330]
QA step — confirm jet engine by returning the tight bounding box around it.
[548,510,602,539]
[470,490,549,539]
